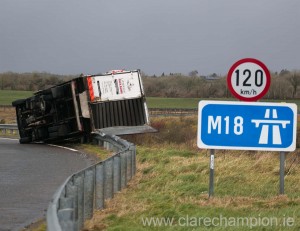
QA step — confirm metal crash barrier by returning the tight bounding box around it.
[0,124,19,135]
[46,132,136,231]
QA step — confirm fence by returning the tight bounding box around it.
[46,132,136,231]
[149,108,197,117]
[0,124,19,135]
[0,124,136,230]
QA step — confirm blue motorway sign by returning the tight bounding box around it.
[197,101,297,151]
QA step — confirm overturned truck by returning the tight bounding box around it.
[12,70,155,143]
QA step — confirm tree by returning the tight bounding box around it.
[288,72,300,98]
[188,70,198,77]
[279,69,290,76]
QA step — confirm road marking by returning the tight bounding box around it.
[0,138,79,152]
[47,144,78,152]
[0,137,18,141]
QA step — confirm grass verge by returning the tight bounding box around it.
[84,116,300,231]
[69,143,113,160]
[85,145,300,231]
[24,220,46,231]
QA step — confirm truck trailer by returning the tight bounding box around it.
[12,70,155,143]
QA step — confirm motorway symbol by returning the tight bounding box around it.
[197,101,297,151]
[252,109,290,145]
[227,58,271,101]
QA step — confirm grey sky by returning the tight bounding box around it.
[0,0,299,76]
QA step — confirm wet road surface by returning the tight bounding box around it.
[0,138,92,231]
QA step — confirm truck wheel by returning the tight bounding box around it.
[48,126,59,133]
[12,99,26,107]
[36,127,47,139]
[48,125,69,138]
[49,131,59,139]
[42,94,53,101]
[19,137,31,144]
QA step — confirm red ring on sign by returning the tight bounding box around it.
[227,58,271,101]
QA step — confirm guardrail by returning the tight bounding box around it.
[149,108,197,117]
[46,132,136,231]
[0,124,19,135]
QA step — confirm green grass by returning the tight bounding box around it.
[70,143,113,160]
[1,90,300,110]
[86,145,300,231]
[0,90,33,105]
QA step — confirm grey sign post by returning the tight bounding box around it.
[279,152,285,195]
[209,149,215,198]
[198,100,297,197]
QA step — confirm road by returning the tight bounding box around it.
[0,138,93,231]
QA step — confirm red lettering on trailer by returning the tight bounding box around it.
[118,79,123,94]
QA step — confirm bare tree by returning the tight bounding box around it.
[188,70,198,77]
[288,72,300,98]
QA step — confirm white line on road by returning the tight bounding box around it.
[0,137,18,141]
[47,144,79,152]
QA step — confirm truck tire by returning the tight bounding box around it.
[36,127,47,139]
[41,94,53,101]
[48,126,59,133]
[12,99,26,107]
[49,131,59,139]
[19,137,31,144]
[48,125,69,137]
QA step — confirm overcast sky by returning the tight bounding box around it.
[0,0,299,76]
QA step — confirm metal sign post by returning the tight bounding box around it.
[197,100,297,197]
[279,152,285,194]
[209,149,215,198]
[198,58,295,197]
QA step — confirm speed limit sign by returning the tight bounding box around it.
[227,58,271,101]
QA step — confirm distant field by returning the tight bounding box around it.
[146,97,200,109]
[147,97,300,110]
[0,90,33,105]
[0,91,202,108]
[0,90,300,110]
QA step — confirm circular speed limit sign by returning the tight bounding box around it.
[227,58,271,101]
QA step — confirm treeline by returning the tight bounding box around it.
[0,72,75,91]
[0,70,300,99]
[143,74,228,98]
[142,70,300,99]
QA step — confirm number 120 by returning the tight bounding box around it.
[235,69,264,87]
